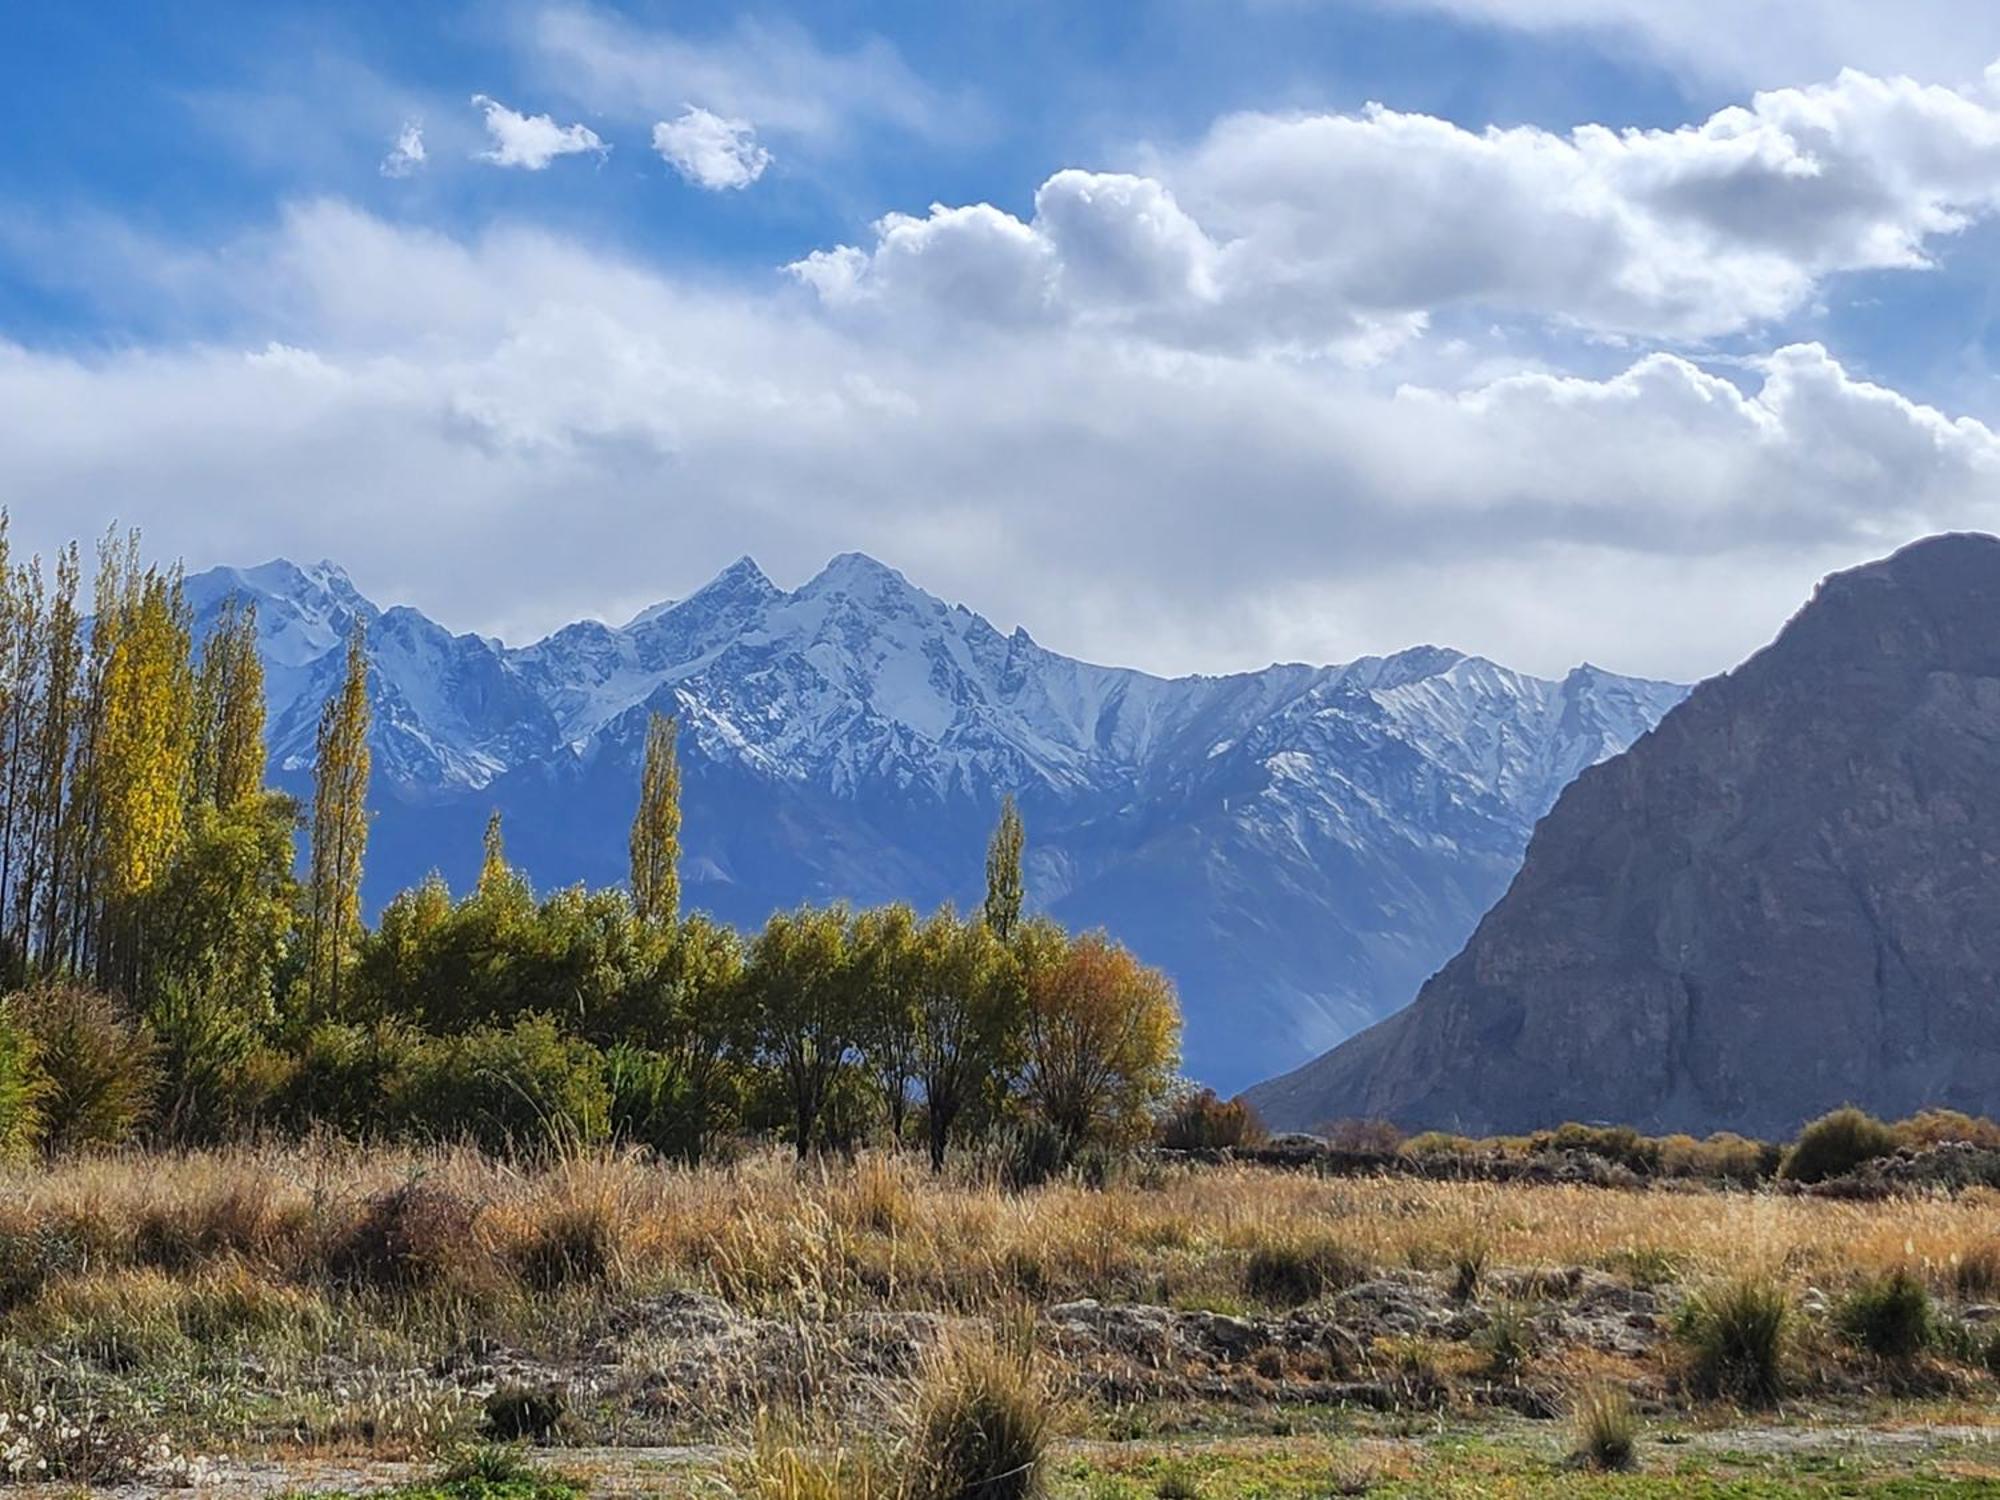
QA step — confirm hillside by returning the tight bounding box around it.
[1247,533,2000,1134]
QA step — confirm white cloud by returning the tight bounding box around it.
[793,66,2000,347]
[651,106,771,190]
[471,93,607,170]
[380,121,426,179]
[5,200,1998,686]
[528,3,949,144]
[1370,0,2000,90]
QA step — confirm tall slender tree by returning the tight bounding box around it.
[982,793,1025,942]
[478,808,508,894]
[90,543,195,992]
[306,619,370,1019]
[192,599,265,810]
[629,710,682,927]
[28,545,84,971]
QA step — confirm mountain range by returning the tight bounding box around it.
[1247,533,2000,1136]
[184,553,1686,1091]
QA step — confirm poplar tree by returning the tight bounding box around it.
[192,599,265,810]
[306,619,370,1019]
[478,808,508,894]
[982,793,1025,942]
[90,540,195,991]
[629,710,682,927]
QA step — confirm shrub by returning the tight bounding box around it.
[1674,1275,1789,1403]
[144,982,264,1145]
[1157,1088,1266,1151]
[0,998,39,1159]
[1571,1386,1638,1472]
[1531,1123,1660,1174]
[1321,1117,1404,1153]
[482,1383,569,1443]
[1954,1242,2000,1300]
[905,1334,1053,1500]
[268,1019,422,1139]
[395,1018,610,1156]
[327,1178,482,1291]
[1477,1301,1537,1377]
[1836,1267,1935,1359]
[991,1119,1071,1191]
[19,983,157,1156]
[1401,1131,1477,1158]
[604,1043,737,1165]
[513,1201,620,1292]
[1153,1462,1204,1498]
[1450,1238,1489,1302]
[1894,1109,2000,1151]
[1243,1236,1366,1308]
[1779,1107,1898,1184]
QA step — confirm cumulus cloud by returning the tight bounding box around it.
[471,93,607,170]
[651,106,771,190]
[5,200,1998,684]
[380,121,426,179]
[793,66,2000,348]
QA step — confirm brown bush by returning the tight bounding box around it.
[326,1178,483,1290]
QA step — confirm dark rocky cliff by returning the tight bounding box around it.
[1248,533,2000,1138]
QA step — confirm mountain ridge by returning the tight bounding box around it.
[183,551,1687,1089]
[1245,532,2000,1134]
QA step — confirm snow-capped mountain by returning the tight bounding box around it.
[184,553,1686,1091]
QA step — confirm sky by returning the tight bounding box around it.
[9,3,2000,683]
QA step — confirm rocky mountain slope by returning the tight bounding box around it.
[1247,533,2000,1135]
[184,554,1683,1090]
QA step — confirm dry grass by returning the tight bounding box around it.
[2,1143,1998,1321]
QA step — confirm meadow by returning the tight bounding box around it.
[1,1142,1998,1496]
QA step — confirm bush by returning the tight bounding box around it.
[1571,1386,1638,1472]
[19,983,157,1155]
[1779,1107,1898,1184]
[327,1178,482,1291]
[0,998,39,1159]
[1530,1123,1660,1174]
[1243,1236,1366,1308]
[268,1019,421,1139]
[1954,1241,2000,1300]
[145,982,265,1145]
[1674,1275,1789,1403]
[1894,1109,2000,1151]
[605,1043,738,1165]
[482,1383,569,1443]
[513,1201,620,1292]
[990,1119,1071,1191]
[1836,1267,1935,1359]
[1477,1301,1537,1376]
[395,1018,610,1156]
[905,1335,1053,1500]
[1321,1117,1404,1153]
[1157,1088,1266,1151]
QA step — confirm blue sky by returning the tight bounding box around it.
[7,1,2000,680]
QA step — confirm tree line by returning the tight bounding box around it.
[0,526,1182,1166]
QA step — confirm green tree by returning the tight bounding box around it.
[606,913,746,1162]
[744,904,860,1157]
[983,793,1025,942]
[192,598,266,810]
[306,620,371,1019]
[851,902,921,1143]
[140,791,298,1019]
[629,710,682,928]
[913,907,1020,1170]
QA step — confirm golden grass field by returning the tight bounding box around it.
[2,1145,1999,1496]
